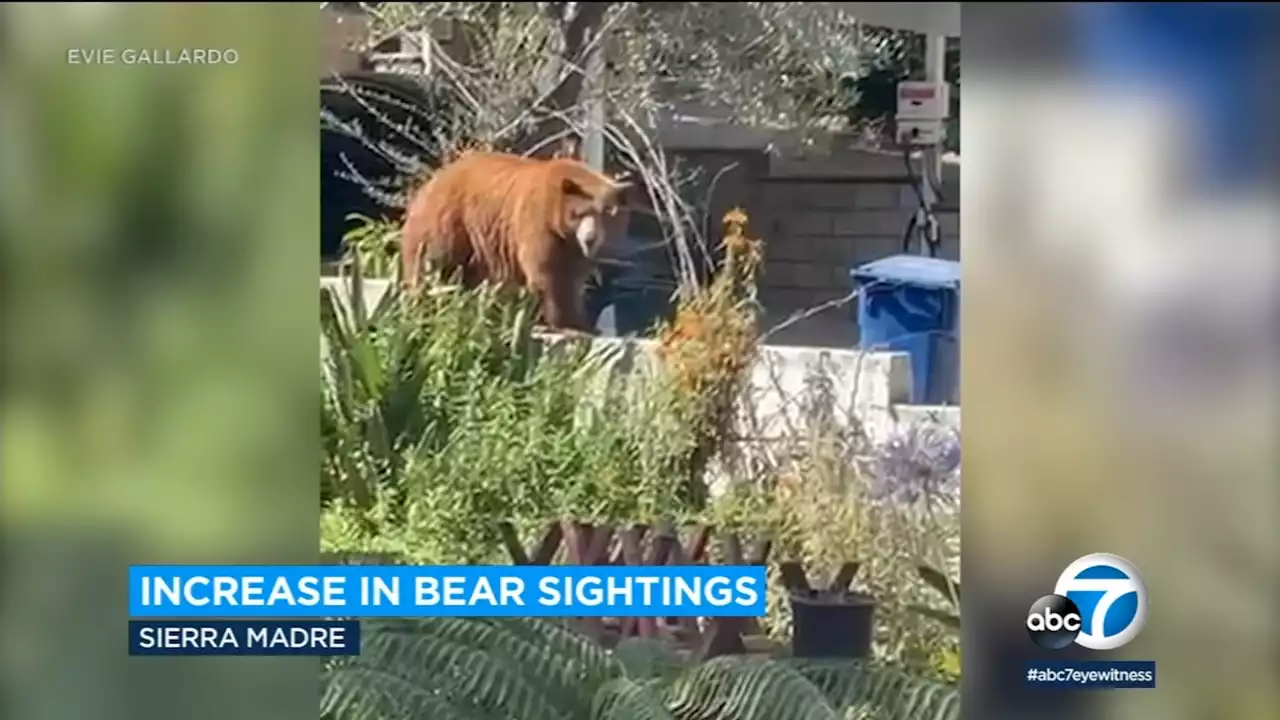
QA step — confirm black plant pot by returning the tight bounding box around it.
[790,590,877,659]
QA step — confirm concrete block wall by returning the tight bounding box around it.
[666,146,960,350]
[755,179,959,348]
[321,7,369,75]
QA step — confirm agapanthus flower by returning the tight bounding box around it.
[867,420,961,505]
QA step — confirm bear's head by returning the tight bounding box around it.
[555,163,634,258]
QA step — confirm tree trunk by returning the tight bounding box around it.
[522,2,612,157]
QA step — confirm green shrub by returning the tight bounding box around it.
[321,247,703,564]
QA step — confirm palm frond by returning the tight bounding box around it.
[322,618,960,720]
[328,618,583,720]
[611,637,689,682]
[466,617,625,704]
[665,655,841,720]
[788,659,960,720]
[322,663,492,720]
[593,677,679,720]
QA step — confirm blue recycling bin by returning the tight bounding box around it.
[850,255,960,405]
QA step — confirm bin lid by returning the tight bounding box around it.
[850,254,960,290]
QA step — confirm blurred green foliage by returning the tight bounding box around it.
[1,5,318,720]
[964,6,1279,714]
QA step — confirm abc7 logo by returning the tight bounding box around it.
[1026,553,1148,651]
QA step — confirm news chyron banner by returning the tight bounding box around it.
[128,565,767,655]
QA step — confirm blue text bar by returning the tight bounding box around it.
[128,565,768,618]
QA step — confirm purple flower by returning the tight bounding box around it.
[868,421,961,505]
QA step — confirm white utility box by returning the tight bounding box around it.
[895,119,946,146]
[895,80,951,147]
[896,81,951,121]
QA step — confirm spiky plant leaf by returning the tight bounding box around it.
[915,565,960,606]
[321,280,423,508]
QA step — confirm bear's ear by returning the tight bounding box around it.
[561,176,590,199]
[562,175,631,204]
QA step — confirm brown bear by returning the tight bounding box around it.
[399,150,633,334]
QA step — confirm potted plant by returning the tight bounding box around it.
[783,562,877,659]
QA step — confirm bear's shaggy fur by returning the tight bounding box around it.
[400,151,632,333]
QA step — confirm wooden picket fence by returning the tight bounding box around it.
[497,520,775,659]
[325,520,867,660]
